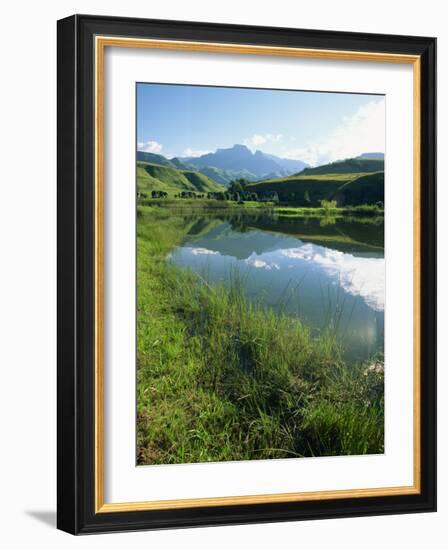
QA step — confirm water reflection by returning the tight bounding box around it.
[170,214,384,362]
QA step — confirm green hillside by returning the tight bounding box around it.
[196,166,233,186]
[247,171,383,206]
[137,152,201,173]
[182,170,225,192]
[247,173,359,205]
[188,165,258,186]
[137,162,225,196]
[136,151,176,167]
[170,157,196,170]
[137,151,258,186]
[298,158,384,176]
[136,152,384,206]
[336,172,384,206]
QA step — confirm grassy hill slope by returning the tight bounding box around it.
[137,162,225,196]
[193,166,233,186]
[247,173,360,205]
[298,157,383,176]
[137,151,256,186]
[136,151,177,167]
[197,165,259,186]
[336,172,384,206]
[247,171,383,206]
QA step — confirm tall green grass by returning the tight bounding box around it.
[137,206,384,464]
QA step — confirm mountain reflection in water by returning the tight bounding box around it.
[169,214,384,362]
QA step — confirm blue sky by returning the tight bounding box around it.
[137,83,385,166]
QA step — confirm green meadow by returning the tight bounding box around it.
[136,205,384,464]
[137,161,224,196]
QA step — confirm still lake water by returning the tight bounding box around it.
[169,213,384,362]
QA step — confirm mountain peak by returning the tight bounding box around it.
[358,152,384,159]
[173,143,308,181]
[215,143,251,156]
[231,143,250,151]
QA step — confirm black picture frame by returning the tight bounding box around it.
[57,14,436,535]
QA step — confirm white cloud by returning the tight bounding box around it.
[182,148,211,158]
[245,256,280,270]
[137,140,163,154]
[190,247,218,256]
[281,244,384,311]
[284,100,385,166]
[244,133,283,150]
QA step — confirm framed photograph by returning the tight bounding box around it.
[57,14,436,534]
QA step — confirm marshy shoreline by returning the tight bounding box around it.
[137,204,384,465]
